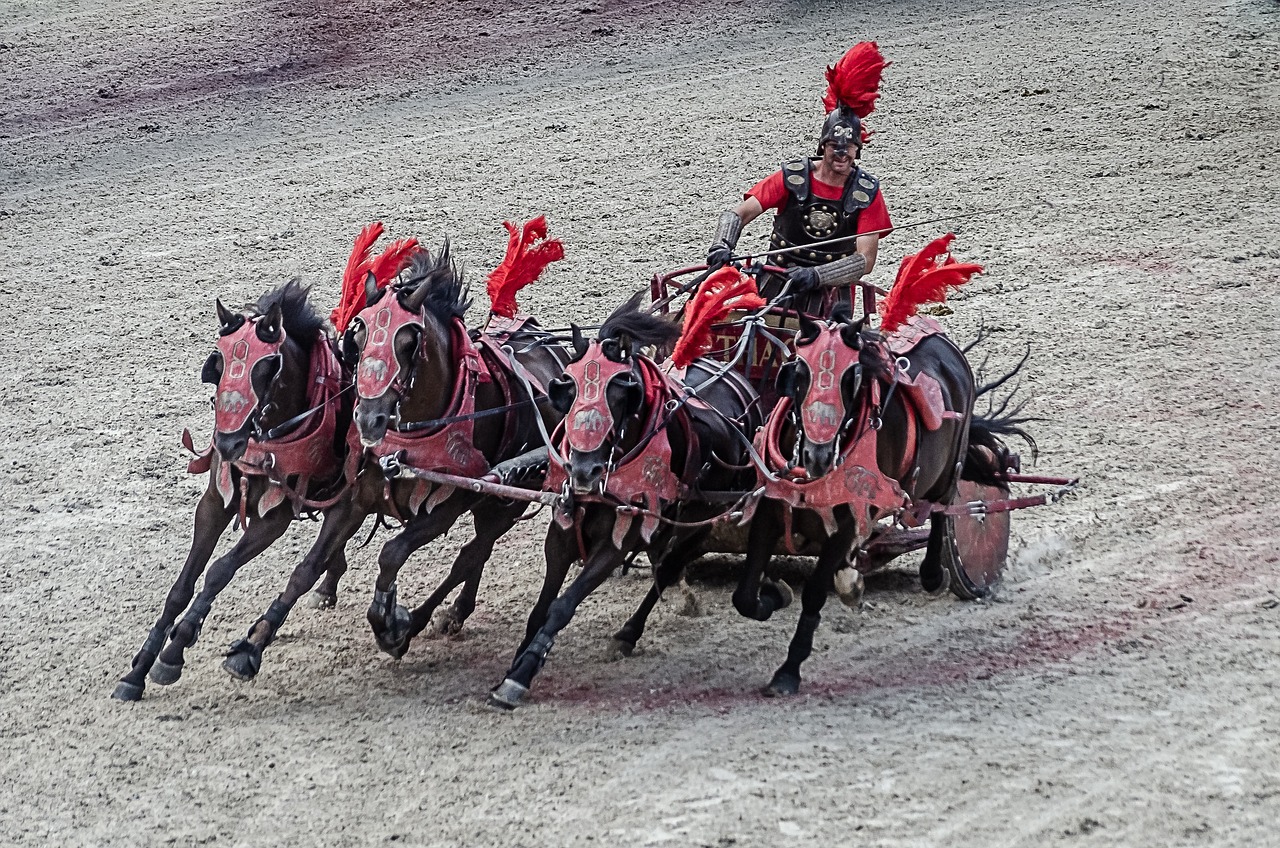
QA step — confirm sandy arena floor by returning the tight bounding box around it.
[2,0,1279,844]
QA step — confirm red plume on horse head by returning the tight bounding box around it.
[486,215,565,319]
[822,41,890,144]
[331,222,422,333]
[671,267,766,369]
[878,233,983,334]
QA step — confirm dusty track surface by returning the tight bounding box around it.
[3,0,1279,844]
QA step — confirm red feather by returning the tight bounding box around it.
[486,215,565,318]
[671,267,766,369]
[330,224,423,333]
[878,233,983,333]
[331,222,383,332]
[822,41,890,144]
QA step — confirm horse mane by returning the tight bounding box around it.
[252,278,325,349]
[598,291,680,354]
[400,241,471,323]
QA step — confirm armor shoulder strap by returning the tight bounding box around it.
[843,167,880,213]
[780,159,811,203]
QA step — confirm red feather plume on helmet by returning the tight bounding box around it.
[671,267,766,369]
[822,41,890,144]
[331,222,422,333]
[486,215,565,319]
[878,233,983,333]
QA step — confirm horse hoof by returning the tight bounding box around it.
[833,567,865,610]
[609,638,636,660]
[488,678,528,710]
[148,658,184,686]
[763,673,800,697]
[761,578,794,611]
[222,640,263,681]
[111,680,144,702]
[304,591,337,611]
[431,607,464,637]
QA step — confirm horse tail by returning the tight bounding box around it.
[962,349,1039,487]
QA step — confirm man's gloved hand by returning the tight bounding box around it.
[786,266,821,293]
[706,244,734,271]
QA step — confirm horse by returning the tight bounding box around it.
[489,293,767,709]
[733,306,1031,696]
[217,244,570,679]
[113,280,352,701]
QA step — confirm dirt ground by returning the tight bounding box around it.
[3,0,1279,844]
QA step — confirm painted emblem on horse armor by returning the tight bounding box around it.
[218,390,250,415]
[360,358,388,382]
[803,400,841,431]
[572,408,608,435]
[446,431,472,466]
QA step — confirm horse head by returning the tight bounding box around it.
[201,280,320,462]
[342,245,468,446]
[546,293,680,495]
[781,308,893,479]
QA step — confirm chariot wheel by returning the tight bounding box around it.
[946,480,1011,599]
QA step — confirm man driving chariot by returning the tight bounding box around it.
[706,41,893,319]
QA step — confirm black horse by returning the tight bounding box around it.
[113,281,352,701]
[219,245,569,679]
[734,308,1030,696]
[489,294,767,709]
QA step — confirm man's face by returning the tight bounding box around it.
[821,141,856,176]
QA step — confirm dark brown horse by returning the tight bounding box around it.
[734,308,1029,695]
[113,281,352,701]
[489,294,766,709]
[218,245,569,679]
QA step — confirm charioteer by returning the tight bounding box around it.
[706,41,893,317]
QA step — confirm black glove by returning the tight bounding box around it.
[786,266,821,293]
[706,244,734,271]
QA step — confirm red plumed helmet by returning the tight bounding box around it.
[819,41,890,151]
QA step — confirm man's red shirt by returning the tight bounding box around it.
[746,169,893,237]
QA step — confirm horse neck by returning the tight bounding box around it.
[398,313,458,423]
[257,336,311,433]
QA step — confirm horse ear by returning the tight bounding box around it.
[364,271,379,306]
[339,327,360,367]
[570,324,588,360]
[201,352,223,385]
[797,314,821,346]
[216,298,239,331]
[547,375,576,415]
[401,279,431,313]
[839,320,864,349]
[257,300,284,343]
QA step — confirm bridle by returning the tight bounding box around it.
[209,315,287,441]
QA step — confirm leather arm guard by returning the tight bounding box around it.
[813,252,868,287]
[710,210,744,252]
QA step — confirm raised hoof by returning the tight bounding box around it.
[430,607,464,637]
[148,658,184,686]
[111,680,144,702]
[763,673,801,698]
[370,603,413,659]
[609,637,636,660]
[222,640,263,681]
[760,577,794,611]
[833,567,865,610]
[488,678,529,711]
[304,591,337,611]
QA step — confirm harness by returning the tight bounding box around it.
[185,327,347,524]
[544,343,703,548]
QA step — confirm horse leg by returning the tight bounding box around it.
[764,522,857,697]
[405,500,526,640]
[222,495,369,681]
[732,502,794,621]
[112,488,232,701]
[149,504,294,686]
[488,525,596,709]
[305,549,349,610]
[919,513,955,596]
[611,529,705,658]
[366,499,471,659]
